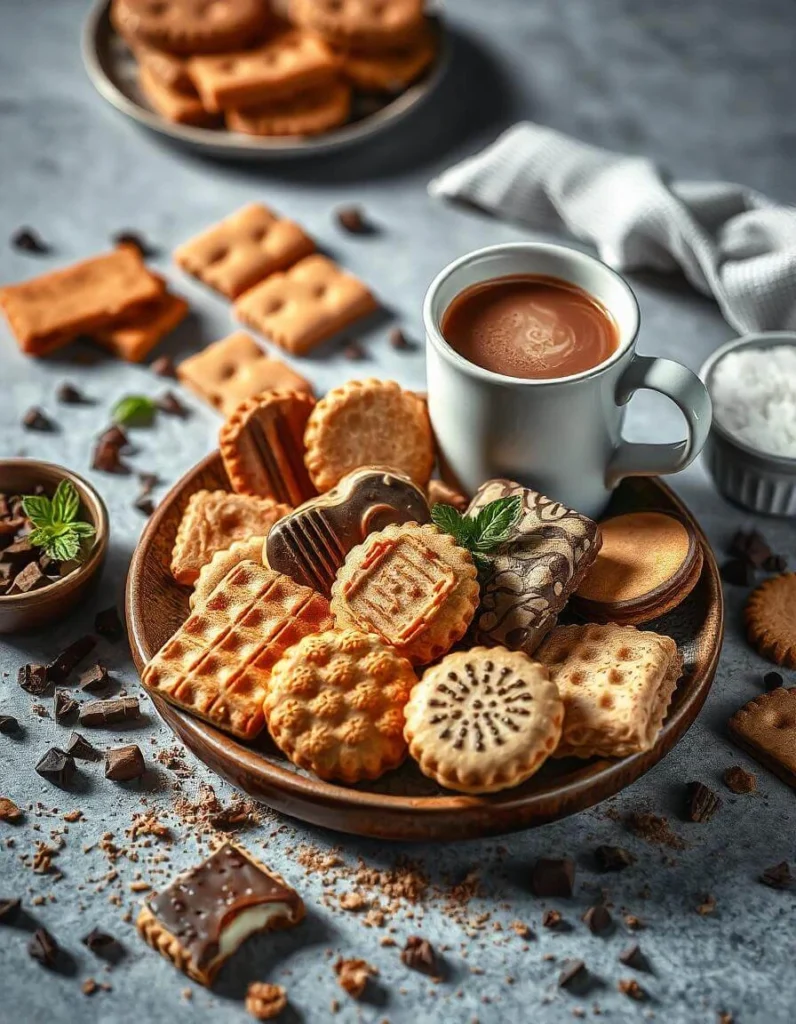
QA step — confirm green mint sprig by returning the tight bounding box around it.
[111,394,157,427]
[22,480,96,563]
[431,495,521,571]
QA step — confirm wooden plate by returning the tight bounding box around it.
[126,453,724,841]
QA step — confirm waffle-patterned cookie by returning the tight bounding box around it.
[136,843,304,987]
[189,536,266,611]
[171,489,291,585]
[143,562,333,739]
[265,629,416,782]
[331,522,479,665]
[220,390,317,506]
[728,688,796,790]
[404,647,564,794]
[535,624,682,759]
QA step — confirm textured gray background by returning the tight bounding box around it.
[1,0,795,1021]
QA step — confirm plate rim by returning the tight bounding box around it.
[81,0,450,160]
[126,450,725,838]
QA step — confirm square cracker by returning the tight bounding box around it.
[142,561,333,738]
[0,247,165,355]
[171,489,292,585]
[93,289,189,362]
[177,331,313,415]
[235,254,377,355]
[174,203,315,300]
[188,31,340,111]
[536,623,683,759]
[138,65,219,127]
[728,687,796,790]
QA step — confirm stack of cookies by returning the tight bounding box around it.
[141,376,695,796]
[112,0,437,136]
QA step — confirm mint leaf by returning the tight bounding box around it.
[431,503,478,548]
[472,496,521,551]
[69,522,96,538]
[51,479,80,525]
[22,480,95,564]
[21,494,52,528]
[28,525,56,549]
[47,533,80,563]
[112,394,157,427]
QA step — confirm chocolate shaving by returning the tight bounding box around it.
[685,781,722,822]
[22,407,55,432]
[12,227,51,254]
[47,636,96,684]
[65,731,102,761]
[95,607,124,643]
[105,744,146,781]
[54,689,79,723]
[35,747,76,786]
[28,928,59,968]
[760,861,793,890]
[79,697,140,726]
[723,765,756,794]
[530,857,575,898]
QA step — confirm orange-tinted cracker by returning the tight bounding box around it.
[225,80,351,137]
[235,255,377,355]
[93,291,189,362]
[289,0,425,48]
[142,561,333,739]
[728,687,796,790]
[139,65,220,126]
[177,332,313,415]
[174,203,315,300]
[113,0,269,55]
[188,31,340,110]
[220,390,317,506]
[331,522,479,665]
[0,247,165,356]
[340,21,436,92]
[171,489,291,585]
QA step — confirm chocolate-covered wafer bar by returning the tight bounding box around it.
[137,843,304,986]
[266,467,431,597]
[467,480,601,654]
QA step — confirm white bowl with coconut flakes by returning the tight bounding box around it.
[700,332,796,516]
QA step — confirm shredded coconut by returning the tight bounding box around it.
[710,345,796,457]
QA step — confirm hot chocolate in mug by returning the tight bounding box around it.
[424,242,712,519]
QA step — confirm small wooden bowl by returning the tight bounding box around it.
[0,459,109,633]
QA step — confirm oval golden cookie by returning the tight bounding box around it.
[113,0,269,55]
[289,0,425,49]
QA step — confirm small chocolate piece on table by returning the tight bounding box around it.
[18,663,50,696]
[12,227,51,254]
[35,747,76,786]
[760,861,793,890]
[28,927,59,968]
[65,731,102,761]
[135,495,156,517]
[530,857,575,899]
[22,407,55,431]
[79,663,110,693]
[336,205,371,234]
[389,327,414,351]
[47,635,96,684]
[82,928,123,962]
[582,904,612,934]
[95,606,124,642]
[0,714,20,734]
[618,944,649,971]
[79,696,140,727]
[150,355,176,378]
[723,765,756,794]
[56,382,87,404]
[558,959,590,993]
[136,843,305,985]
[401,935,439,976]
[594,845,635,871]
[0,897,21,922]
[685,781,722,822]
[54,689,79,723]
[105,744,146,781]
[157,390,189,417]
[112,230,158,259]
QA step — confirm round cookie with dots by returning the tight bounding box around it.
[403,647,564,794]
[264,629,417,782]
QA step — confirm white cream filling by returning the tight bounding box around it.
[217,902,294,959]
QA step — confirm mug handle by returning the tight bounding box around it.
[606,355,713,487]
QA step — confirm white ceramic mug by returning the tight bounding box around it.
[424,242,712,519]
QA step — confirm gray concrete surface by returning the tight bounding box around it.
[1,1,795,1021]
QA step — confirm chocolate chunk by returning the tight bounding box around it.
[92,437,127,474]
[82,928,123,962]
[18,663,50,696]
[65,731,102,761]
[542,908,564,929]
[723,765,756,794]
[336,205,372,234]
[0,898,21,923]
[138,472,159,496]
[150,355,176,378]
[267,468,430,597]
[105,744,146,781]
[721,558,756,586]
[389,327,415,351]
[558,959,589,993]
[763,553,787,573]
[686,781,722,822]
[3,540,39,570]
[0,797,23,822]
[618,944,649,971]
[54,689,79,722]
[22,407,55,431]
[28,928,59,968]
[343,340,365,360]
[582,905,612,934]
[742,530,773,568]
[594,845,636,871]
[78,696,140,727]
[95,606,124,643]
[9,561,47,594]
[99,425,129,449]
[760,861,793,889]
[35,748,76,786]
[764,670,784,691]
[0,715,20,734]
[400,936,438,976]
[134,496,155,517]
[618,978,647,1000]
[56,382,88,404]
[112,230,158,258]
[157,390,188,417]
[47,636,96,683]
[530,857,575,898]
[78,663,110,693]
[12,227,51,254]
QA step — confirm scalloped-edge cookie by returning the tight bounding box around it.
[304,379,434,492]
[264,629,417,782]
[728,687,796,790]
[745,573,796,668]
[113,0,269,56]
[136,842,304,986]
[189,535,267,611]
[220,389,317,506]
[331,522,478,665]
[404,647,563,794]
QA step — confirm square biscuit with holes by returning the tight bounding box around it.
[174,203,315,299]
[535,623,682,759]
[728,687,796,790]
[234,254,377,355]
[177,331,313,415]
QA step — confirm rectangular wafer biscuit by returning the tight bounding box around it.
[142,561,333,738]
[0,247,166,355]
[93,289,189,362]
[535,623,683,759]
[188,31,340,111]
[235,254,377,354]
[174,203,315,299]
[139,65,219,127]
[728,688,796,790]
[177,331,313,415]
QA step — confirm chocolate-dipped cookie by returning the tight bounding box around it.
[466,480,601,654]
[266,466,431,596]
